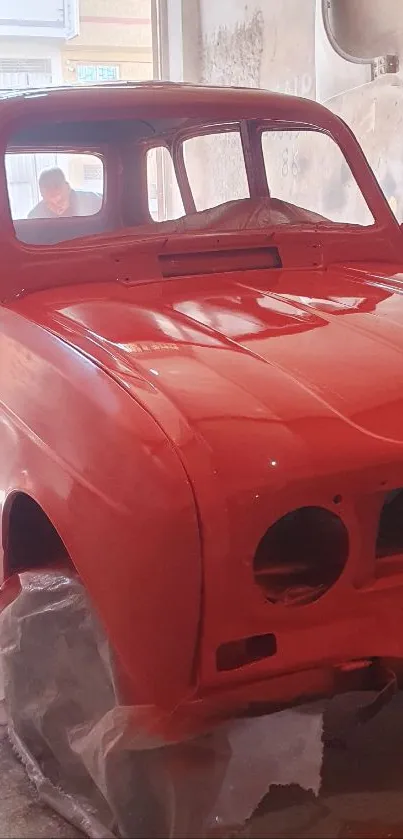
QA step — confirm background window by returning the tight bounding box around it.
[76,64,119,84]
[0,58,52,89]
[6,152,104,220]
[261,129,373,226]
[147,147,184,222]
[183,131,249,212]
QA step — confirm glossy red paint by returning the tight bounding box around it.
[2,83,403,734]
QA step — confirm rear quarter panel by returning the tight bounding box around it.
[0,306,202,710]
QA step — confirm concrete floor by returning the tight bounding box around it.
[0,725,81,839]
[244,692,403,838]
[2,693,403,838]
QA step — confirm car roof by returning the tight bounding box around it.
[0,80,310,99]
[0,81,189,99]
[0,80,332,128]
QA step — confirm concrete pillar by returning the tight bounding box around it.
[182,0,202,83]
[152,0,201,82]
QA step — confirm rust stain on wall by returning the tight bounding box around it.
[201,10,264,88]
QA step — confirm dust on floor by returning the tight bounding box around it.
[0,725,82,839]
[2,692,403,838]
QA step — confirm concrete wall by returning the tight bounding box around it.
[160,0,403,102]
[160,0,315,93]
[159,0,403,95]
[199,0,316,97]
[326,74,403,222]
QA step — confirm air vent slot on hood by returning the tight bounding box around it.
[159,246,282,278]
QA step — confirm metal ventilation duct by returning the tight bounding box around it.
[325,0,401,61]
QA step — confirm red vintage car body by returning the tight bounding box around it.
[1,82,403,736]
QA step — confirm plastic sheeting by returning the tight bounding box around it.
[0,570,325,838]
[132,196,329,239]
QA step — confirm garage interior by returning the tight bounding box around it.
[1,0,403,837]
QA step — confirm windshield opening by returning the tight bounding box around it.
[6,116,375,246]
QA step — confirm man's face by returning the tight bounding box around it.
[41,181,71,216]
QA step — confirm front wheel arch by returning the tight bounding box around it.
[2,491,72,578]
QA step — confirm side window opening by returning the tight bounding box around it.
[146,146,184,222]
[6,151,104,221]
[182,131,249,212]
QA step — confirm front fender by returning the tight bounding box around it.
[0,308,202,710]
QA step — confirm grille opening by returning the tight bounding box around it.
[376,489,403,559]
[253,506,349,606]
[216,633,277,672]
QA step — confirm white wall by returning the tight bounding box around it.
[0,39,63,85]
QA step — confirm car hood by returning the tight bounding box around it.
[21,262,403,489]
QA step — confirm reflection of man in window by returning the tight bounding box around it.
[28,168,102,219]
